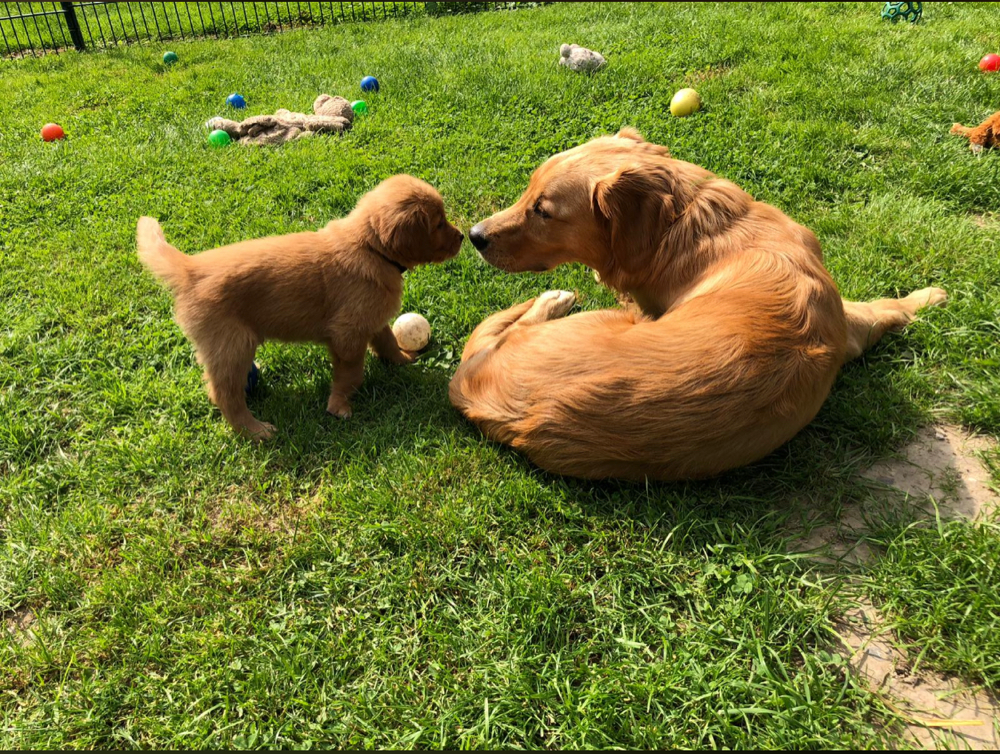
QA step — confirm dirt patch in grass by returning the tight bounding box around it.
[4,606,36,647]
[792,424,997,565]
[837,599,999,750]
[683,64,732,86]
[788,424,999,748]
[204,484,323,539]
[862,424,997,521]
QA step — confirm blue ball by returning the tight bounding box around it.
[360,76,380,93]
[245,362,260,394]
[226,93,247,109]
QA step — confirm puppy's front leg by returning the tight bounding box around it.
[370,325,417,365]
[326,345,366,419]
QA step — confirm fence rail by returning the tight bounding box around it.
[1,2,541,58]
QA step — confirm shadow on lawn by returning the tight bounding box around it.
[482,350,954,543]
[240,354,463,466]
[238,331,970,552]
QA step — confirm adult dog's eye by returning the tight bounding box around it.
[533,199,552,219]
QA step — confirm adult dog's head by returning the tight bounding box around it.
[468,129,685,283]
[357,174,464,269]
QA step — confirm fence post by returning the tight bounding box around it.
[61,2,86,51]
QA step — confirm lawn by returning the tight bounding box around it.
[2,1,999,749]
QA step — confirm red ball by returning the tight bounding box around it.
[41,123,65,142]
[980,53,1000,72]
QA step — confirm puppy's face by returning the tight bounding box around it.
[364,176,464,268]
[467,129,672,274]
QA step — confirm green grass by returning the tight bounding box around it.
[1,3,427,56]
[1,2,538,57]
[2,1,999,748]
[867,516,1000,691]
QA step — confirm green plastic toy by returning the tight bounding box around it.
[351,100,368,115]
[208,129,231,147]
[163,51,179,64]
[881,1,922,23]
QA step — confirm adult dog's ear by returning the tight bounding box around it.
[372,201,431,261]
[615,127,645,143]
[591,163,680,282]
[614,127,671,157]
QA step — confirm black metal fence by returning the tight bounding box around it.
[0,2,543,58]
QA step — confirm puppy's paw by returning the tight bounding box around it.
[244,421,276,441]
[386,349,417,366]
[326,395,353,419]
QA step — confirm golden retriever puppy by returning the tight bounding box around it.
[138,175,463,439]
[450,129,946,480]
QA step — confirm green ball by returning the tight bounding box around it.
[881,1,922,23]
[208,129,231,147]
[351,100,368,115]
[163,51,178,64]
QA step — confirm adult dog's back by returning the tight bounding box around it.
[450,130,945,480]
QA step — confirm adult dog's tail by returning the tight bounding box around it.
[136,216,191,292]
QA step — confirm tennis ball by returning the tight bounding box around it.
[392,313,431,352]
[670,88,702,117]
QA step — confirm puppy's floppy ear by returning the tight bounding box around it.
[372,201,431,258]
[592,163,680,280]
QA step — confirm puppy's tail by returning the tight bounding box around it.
[950,123,972,138]
[137,216,191,292]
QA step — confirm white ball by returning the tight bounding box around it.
[392,312,431,352]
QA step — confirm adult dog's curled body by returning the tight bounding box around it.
[450,130,946,480]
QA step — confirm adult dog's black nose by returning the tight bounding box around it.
[468,224,489,252]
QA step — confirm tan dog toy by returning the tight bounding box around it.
[950,111,1000,154]
[207,94,354,145]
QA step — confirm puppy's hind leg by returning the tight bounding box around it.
[326,344,366,419]
[197,328,274,440]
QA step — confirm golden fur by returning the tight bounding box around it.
[951,111,1000,152]
[138,175,463,439]
[450,129,947,481]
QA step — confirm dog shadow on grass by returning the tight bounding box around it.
[493,351,995,549]
[240,339,995,546]
[238,352,464,467]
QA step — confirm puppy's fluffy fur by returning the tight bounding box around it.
[451,129,947,481]
[138,175,463,439]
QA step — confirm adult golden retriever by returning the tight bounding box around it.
[449,129,946,481]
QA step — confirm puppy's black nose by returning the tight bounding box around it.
[468,224,489,252]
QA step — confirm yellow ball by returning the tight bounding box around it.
[670,88,702,117]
